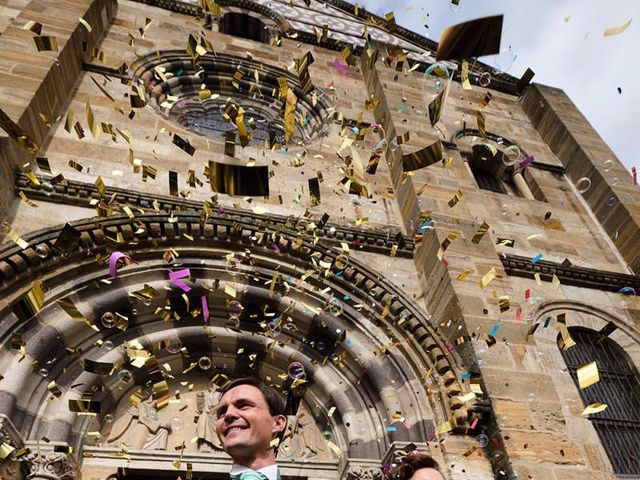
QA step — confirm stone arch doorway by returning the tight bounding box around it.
[0,211,468,479]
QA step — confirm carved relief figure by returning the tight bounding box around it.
[107,395,171,450]
[280,404,331,460]
[195,387,223,451]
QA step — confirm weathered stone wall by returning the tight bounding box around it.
[0,0,117,225]
[1,2,639,480]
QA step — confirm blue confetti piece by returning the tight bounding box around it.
[461,372,471,379]
[490,324,500,337]
[387,426,397,432]
[531,253,543,264]
[543,316,551,328]
[343,295,350,301]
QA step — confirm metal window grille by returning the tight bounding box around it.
[559,327,640,475]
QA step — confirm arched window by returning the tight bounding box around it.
[559,327,640,475]
[219,12,268,43]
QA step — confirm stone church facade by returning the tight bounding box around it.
[0,1,638,480]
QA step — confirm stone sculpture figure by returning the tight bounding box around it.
[195,387,223,451]
[107,395,171,450]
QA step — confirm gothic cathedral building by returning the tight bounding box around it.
[0,1,638,479]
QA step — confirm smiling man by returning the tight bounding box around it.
[215,377,287,480]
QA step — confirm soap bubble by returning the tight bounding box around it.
[617,287,636,308]
[327,296,344,316]
[117,369,132,383]
[607,196,618,207]
[492,48,517,74]
[611,177,620,186]
[603,159,614,172]
[198,356,212,370]
[100,312,115,328]
[35,245,50,259]
[170,417,184,431]
[502,145,521,166]
[103,340,115,350]
[475,434,489,447]
[104,414,115,423]
[576,177,591,193]
[288,361,306,380]
[165,337,182,354]
[38,368,49,377]
[500,203,510,217]
[479,72,491,87]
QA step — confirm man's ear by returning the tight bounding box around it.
[272,414,287,435]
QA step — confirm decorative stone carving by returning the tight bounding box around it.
[195,388,223,451]
[279,404,331,460]
[107,396,171,450]
[346,466,383,480]
[0,415,26,480]
[24,452,77,480]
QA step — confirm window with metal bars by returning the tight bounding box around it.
[558,327,640,475]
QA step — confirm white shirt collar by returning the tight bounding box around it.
[230,463,279,480]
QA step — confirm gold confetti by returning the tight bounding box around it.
[22,20,43,35]
[402,141,443,172]
[552,274,561,288]
[3,224,29,249]
[447,189,462,208]
[456,270,471,281]
[86,101,100,138]
[604,18,632,36]
[581,403,607,415]
[172,134,196,156]
[577,361,600,389]
[471,221,489,244]
[47,381,63,398]
[78,17,92,32]
[0,109,39,153]
[32,36,58,52]
[461,59,472,90]
[18,190,38,208]
[57,297,92,327]
[437,15,503,61]
[479,267,497,288]
[435,418,455,435]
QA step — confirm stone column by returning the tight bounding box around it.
[512,171,535,200]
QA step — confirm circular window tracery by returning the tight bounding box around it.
[131,51,331,147]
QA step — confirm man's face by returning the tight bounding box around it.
[215,384,285,460]
[410,468,446,480]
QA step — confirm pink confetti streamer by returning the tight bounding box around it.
[333,58,347,75]
[108,251,137,278]
[514,307,522,323]
[519,155,535,170]
[169,268,191,292]
[201,295,209,322]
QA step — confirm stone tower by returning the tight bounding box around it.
[0,1,638,480]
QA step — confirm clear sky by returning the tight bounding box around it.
[360,0,638,173]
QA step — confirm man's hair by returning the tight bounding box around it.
[395,453,441,480]
[220,377,286,417]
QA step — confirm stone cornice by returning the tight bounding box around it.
[501,254,640,293]
[128,0,522,96]
[14,174,414,259]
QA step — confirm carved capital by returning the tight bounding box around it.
[24,452,78,480]
[346,465,383,480]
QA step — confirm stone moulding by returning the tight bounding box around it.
[501,253,640,293]
[14,173,415,259]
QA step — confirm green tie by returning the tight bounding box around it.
[230,471,270,480]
